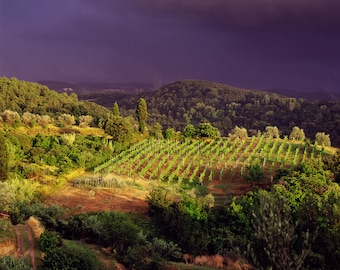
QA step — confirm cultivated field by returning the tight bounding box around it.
[91,135,327,185]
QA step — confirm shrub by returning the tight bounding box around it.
[79,115,93,127]
[230,126,248,139]
[245,162,265,183]
[1,110,21,126]
[0,256,33,270]
[40,235,102,270]
[315,132,331,147]
[58,113,75,127]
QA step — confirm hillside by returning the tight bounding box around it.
[38,80,154,94]
[0,77,110,122]
[0,77,340,269]
[79,80,340,147]
[265,88,340,101]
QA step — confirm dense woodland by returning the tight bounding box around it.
[79,80,340,148]
[0,77,340,270]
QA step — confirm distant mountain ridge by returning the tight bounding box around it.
[38,80,339,101]
[37,81,154,94]
[265,88,340,101]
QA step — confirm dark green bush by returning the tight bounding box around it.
[0,256,33,270]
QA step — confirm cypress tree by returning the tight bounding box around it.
[136,98,148,133]
[0,133,9,181]
[112,102,120,116]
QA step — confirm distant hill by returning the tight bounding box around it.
[2,77,340,147]
[37,81,154,94]
[265,88,340,101]
[0,77,109,121]
[90,79,340,147]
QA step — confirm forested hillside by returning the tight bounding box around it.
[1,77,340,269]
[81,80,340,147]
[0,77,110,126]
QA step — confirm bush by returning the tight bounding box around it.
[315,132,331,147]
[197,122,220,138]
[245,162,265,183]
[40,230,62,253]
[0,256,33,270]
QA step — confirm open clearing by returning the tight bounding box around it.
[45,171,272,213]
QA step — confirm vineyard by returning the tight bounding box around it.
[77,136,328,188]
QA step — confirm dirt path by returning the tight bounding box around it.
[14,226,24,257]
[14,224,37,270]
[25,225,37,270]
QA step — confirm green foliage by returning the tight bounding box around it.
[183,124,196,138]
[289,126,305,141]
[148,122,163,139]
[315,132,331,147]
[123,235,181,270]
[1,110,21,127]
[0,256,33,270]
[79,115,93,127]
[40,231,102,270]
[0,77,110,128]
[323,150,340,183]
[0,182,14,212]
[89,212,142,253]
[163,127,175,140]
[230,126,248,138]
[264,125,279,138]
[60,133,76,146]
[104,116,134,144]
[251,191,312,269]
[57,113,75,127]
[178,193,211,221]
[136,98,148,133]
[10,203,67,227]
[0,132,9,180]
[245,162,265,183]
[40,230,63,253]
[197,122,220,138]
[112,102,120,116]
[146,187,172,212]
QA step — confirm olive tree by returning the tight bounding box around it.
[315,132,331,147]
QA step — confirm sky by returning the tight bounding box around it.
[0,0,339,92]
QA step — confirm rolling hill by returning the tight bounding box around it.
[78,79,340,147]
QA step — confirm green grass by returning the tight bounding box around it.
[0,219,14,240]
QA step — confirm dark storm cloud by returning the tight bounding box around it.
[137,0,340,28]
[136,0,340,90]
[0,0,339,92]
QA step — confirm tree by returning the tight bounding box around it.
[289,126,305,141]
[197,122,220,138]
[104,116,133,144]
[230,126,248,139]
[1,110,21,127]
[245,162,265,183]
[251,191,312,270]
[79,115,93,128]
[315,132,331,147]
[164,128,175,140]
[0,182,14,211]
[0,133,9,181]
[264,126,279,138]
[149,122,163,139]
[112,102,120,116]
[57,114,75,127]
[136,98,148,133]
[323,150,340,183]
[183,124,196,138]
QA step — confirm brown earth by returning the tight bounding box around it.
[14,224,37,270]
[44,178,150,214]
[45,168,273,214]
